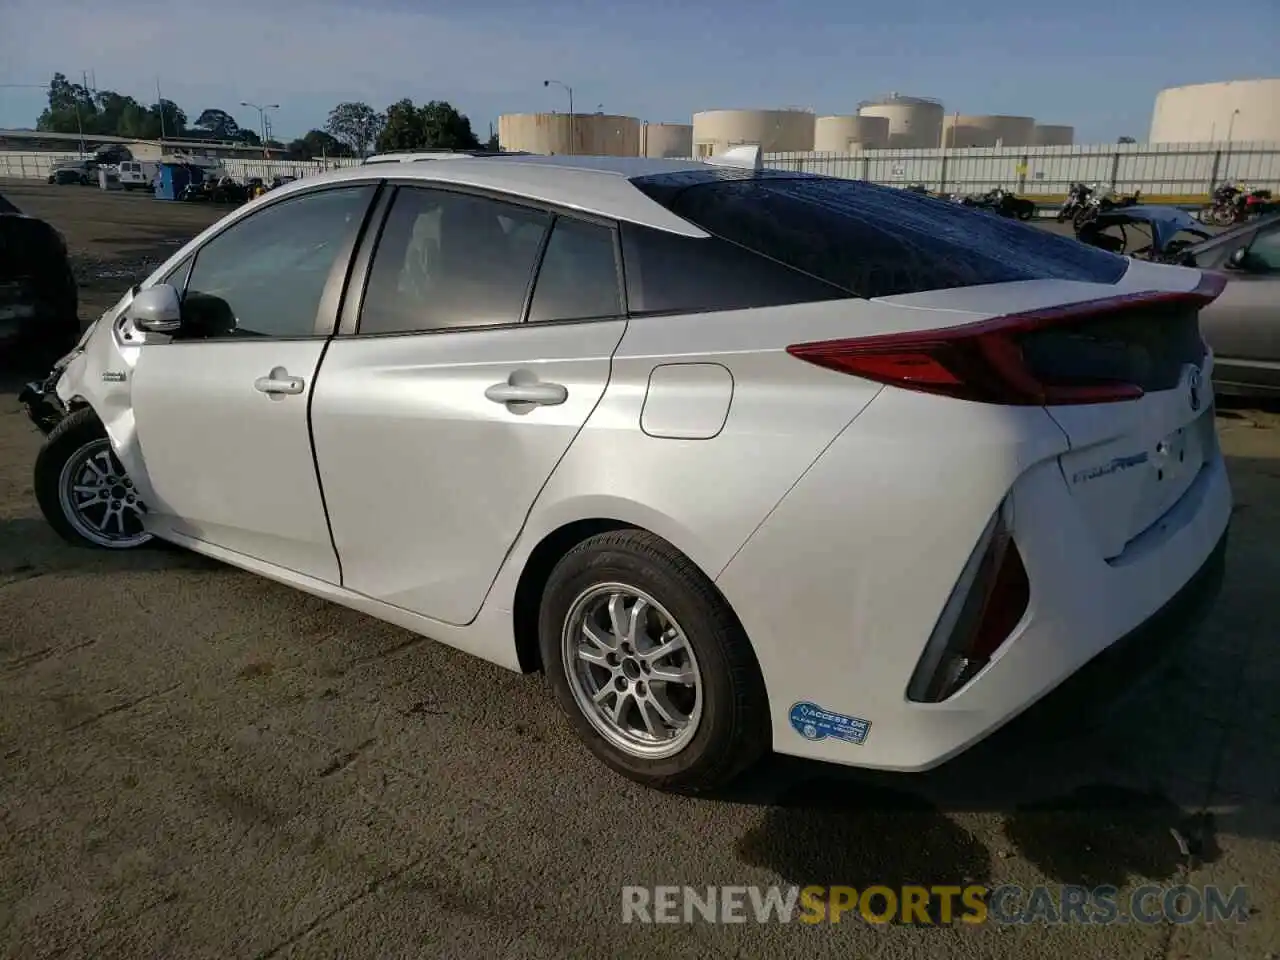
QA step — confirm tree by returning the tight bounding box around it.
[372,99,480,153]
[286,129,351,160]
[149,99,188,139]
[325,101,383,158]
[36,72,96,136]
[1117,136,1137,144]
[193,108,241,141]
[484,131,499,151]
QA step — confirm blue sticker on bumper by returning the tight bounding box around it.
[789,702,870,745]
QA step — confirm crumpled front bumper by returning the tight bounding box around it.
[18,370,68,435]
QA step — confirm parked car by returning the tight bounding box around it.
[1076,207,1280,399]
[19,153,1230,792]
[0,192,79,373]
[47,160,97,185]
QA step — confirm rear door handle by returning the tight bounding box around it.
[484,381,568,406]
[254,366,305,396]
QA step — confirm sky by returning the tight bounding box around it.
[0,0,1276,145]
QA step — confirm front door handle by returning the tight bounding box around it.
[254,366,305,396]
[484,380,568,407]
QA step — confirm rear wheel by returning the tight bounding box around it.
[539,530,770,793]
[34,409,152,550]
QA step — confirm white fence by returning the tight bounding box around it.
[3,141,1279,199]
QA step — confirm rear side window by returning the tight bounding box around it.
[631,172,1128,299]
[527,217,622,322]
[619,223,849,316]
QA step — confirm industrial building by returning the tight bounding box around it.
[640,122,693,158]
[1149,78,1280,143]
[857,95,945,149]
[1031,124,1074,146]
[498,113,641,156]
[813,115,888,152]
[941,114,1035,148]
[691,109,816,156]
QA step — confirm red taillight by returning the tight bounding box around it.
[787,273,1226,406]
[908,504,1031,703]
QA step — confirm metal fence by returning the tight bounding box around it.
[3,141,1279,202]
[761,141,1280,200]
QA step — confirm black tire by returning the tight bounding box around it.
[33,408,153,550]
[538,529,770,793]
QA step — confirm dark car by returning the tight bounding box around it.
[0,192,80,370]
[47,160,97,186]
[1077,206,1280,398]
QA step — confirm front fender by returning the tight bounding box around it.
[54,297,157,509]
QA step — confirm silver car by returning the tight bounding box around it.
[20,154,1232,792]
[1179,214,1280,398]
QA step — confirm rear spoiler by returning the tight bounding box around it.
[704,145,763,172]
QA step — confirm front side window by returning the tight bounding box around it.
[527,217,622,322]
[178,185,374,339]
[359,187,551,335]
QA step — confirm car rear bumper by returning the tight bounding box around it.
[716,385,1233,772]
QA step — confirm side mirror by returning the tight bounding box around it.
[1228,247,1248,268]
[125,283,183,333]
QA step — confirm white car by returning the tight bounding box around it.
[19,149,1231,792]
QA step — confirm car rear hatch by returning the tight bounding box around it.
[787,269,1226,562]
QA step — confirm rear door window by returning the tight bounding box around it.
[630,171,1128,299]
[526,217,622,322]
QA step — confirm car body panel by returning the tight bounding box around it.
[311,320,627,625]
[131,339,340,582]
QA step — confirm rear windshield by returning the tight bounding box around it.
[630,170,1128,299]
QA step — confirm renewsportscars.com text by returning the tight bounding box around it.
[621,884,1251,925]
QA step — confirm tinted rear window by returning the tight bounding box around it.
[631,171,1128,299]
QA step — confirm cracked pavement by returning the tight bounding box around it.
[1,181,1278,959]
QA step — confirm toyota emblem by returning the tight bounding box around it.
[1188,368,1202,412]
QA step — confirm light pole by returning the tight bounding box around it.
[543,79,573,155]
[241,100,279,159]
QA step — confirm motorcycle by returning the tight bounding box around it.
[1057,182,1093,223]
[1202,184,1276,225]
[1072,184,1141,230]
[964,187,1037,220]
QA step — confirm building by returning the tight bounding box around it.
[691,109,815,156]
[1031,124,1074,146]
[640,122,693,158]
[857,95,945,149]
[497,113,641,156]
[1149,79,1280,143]
[812,115,889,152]
[0,128,275,160]
[941,115,1035,148]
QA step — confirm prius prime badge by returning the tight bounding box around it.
[1187,368,1202,413]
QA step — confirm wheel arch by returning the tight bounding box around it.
[509,511,750,677]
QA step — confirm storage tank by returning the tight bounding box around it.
[691,109,815,156]
[941,115,1035,148]
[640,122,693,158]
[813,115,889,152]
[497,113,642,156]
[1031,124,1074,146]
[1149,79,1280,143]
[857,94,945,148]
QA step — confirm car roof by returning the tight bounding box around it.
[280,155,726,237]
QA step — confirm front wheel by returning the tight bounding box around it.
[33,409,153,549]
[539,530,770,793]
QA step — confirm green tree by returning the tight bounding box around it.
[35,72,96,135]
[287,129,351,160]
[325,101,383,158]
[149,99,188,138]
[373,99,481,153]
[193,108,241,141]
